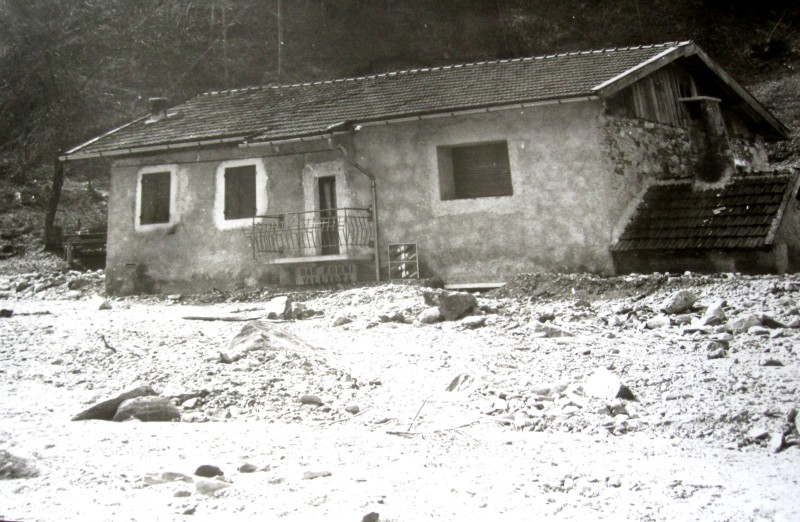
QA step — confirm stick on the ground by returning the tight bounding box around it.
[407,396,430,432]
[100,334,116,353]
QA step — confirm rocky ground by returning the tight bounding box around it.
[1,271,799,521]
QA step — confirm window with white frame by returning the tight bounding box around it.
[136,165,177,230]
[214,159,267,229]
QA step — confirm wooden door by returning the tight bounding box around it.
[319,177,339,255]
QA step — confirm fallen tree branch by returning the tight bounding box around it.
[407,396,430,432]
[100,334,116,353]
[182,314,263,322]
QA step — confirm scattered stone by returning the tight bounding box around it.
[0,309,12,318]
[219,320,318,363]
[300,395,323,406]
[195,465,224,478]
[264,296,291,319]
[747,426,770,440]
[417,307,442,324]
[705,340,728,360]
[99,300,112,310]
[237,463,257,473]
[584,369,636,401]
[769,432,785,453]
[362,512,380,522]
[113,396,181,422]
[345,405,360,415]
[167,294,182,301]
[661,290,697,314]
[72,385,157,421]
[330,315,353,327]
[302,471,332,480]
[183,505,197,515]
[142,471,193,486]
[0,450,38,479]
[195,479,231,496]
[574,299,591,309]
[748,325,769,336]
[760,358,784,367]
[531,322,573,338]
[460,315,486,329]
[725,315,762,333]
[700,299,726,325]
[760,314,787,329]
[538,311,556,323]
[646,315,671,329]
[182,398,199,409]
[437,291,478,321]
[174,490,192,498]
[606,476,622,488]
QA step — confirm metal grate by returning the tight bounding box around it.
[247,207,374,257]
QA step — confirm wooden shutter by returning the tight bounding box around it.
[140,172,171,224]
[452,142,512,199]
[224,165,256,219]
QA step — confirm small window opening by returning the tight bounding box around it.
[438,141,513,200]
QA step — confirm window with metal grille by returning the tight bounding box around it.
[224,165,256,220]
[438,141,513,200]
[139,171,171,225]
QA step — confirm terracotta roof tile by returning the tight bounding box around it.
[67,42,687,156]
[612,173,797,252]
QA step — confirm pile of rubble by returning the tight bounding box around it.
[0,270,104,300]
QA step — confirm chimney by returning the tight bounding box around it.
[680,96,735,188]
[148,97,169,122]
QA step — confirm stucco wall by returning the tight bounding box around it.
[351,101,621,283]
[106,143,370,294]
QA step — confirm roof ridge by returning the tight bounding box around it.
[198,41,693,96]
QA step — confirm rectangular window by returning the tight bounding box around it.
[139,171,171,225]
[224,165,256,220]
[438,141,512,200]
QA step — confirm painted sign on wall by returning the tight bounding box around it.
[295,264,357,285]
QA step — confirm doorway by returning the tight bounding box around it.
[318,176,339,255]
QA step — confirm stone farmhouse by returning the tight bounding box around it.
[61,41,798,294]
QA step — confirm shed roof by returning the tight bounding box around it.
[612,172,800,252]
[62,41,787,160]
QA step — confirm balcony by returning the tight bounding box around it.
[246,207,375,264]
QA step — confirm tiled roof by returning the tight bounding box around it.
[66,42,688,157]
[612,173,798,252]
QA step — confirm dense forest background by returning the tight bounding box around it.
[0,0,798,187]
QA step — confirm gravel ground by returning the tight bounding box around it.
[1,272,799,521]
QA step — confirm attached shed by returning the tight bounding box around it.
[613,171,800,274]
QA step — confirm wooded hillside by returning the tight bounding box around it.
[1,0,798,184]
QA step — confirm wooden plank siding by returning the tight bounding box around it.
[608,66,692,128]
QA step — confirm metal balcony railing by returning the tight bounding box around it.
[248,207,374,257]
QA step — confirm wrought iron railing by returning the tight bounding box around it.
[248,207,374,257]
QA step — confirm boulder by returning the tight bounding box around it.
[435,291,477,321]
[195,465,224,478]
[661,290,697,314]
[700,299,727,326]
[725,315,762,333]
[264,296,291,319]
[646,315,671,329]
[330,315,353,327]
[220,320,318,363]
[584,369,636,401]
[196,479,231,496]
[113,396,181,422]
[300,395,323,406]
[459,315,486,329]
[72,385,157,421]
[417,307,442,324]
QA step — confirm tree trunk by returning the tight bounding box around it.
[44,158,65,251]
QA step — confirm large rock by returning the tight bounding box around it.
[113,396,181,422]
[417,307,442,324]
[700,299,726,326]
[427,290,477,321]
[264,296,291,319]
[724,315,762,333]
[661,290,697,314]
[72,385,157,421]
[584,369,636,401]
[219,320,318,363]
[531,322,573,338]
